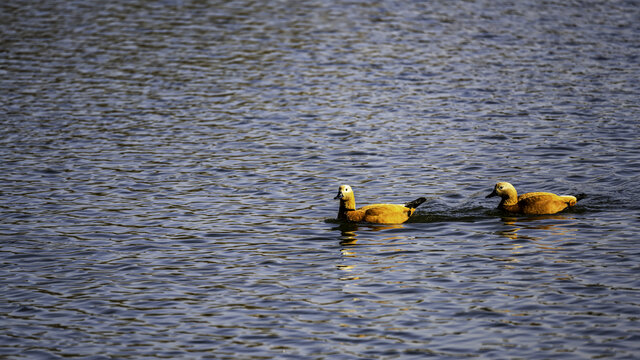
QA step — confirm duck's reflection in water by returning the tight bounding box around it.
[494,214,580,269]
[497,215,578,242]
[334,222,406,280]
[336,222,405,245]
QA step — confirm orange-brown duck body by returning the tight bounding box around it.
[487,182,579,215]
[334,185,425,224]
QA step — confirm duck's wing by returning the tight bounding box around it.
[518,192,557,201]
[360,204,412,224]
[517,192,570,214]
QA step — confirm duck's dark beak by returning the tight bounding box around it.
[486,189,498,198]
[334,192,343,200]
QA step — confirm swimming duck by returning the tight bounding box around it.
[334,185,426,224]
[486,182,580,215]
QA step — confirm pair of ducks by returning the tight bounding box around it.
[335,182,581,224]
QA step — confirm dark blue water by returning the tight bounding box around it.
[2,0,640,358]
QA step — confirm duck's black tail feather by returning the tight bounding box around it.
[405,197,427,209]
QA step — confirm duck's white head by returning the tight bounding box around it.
[334,184,354,200]
[486,182,516,199]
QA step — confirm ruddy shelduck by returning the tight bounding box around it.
[486,182,581,215]
[334,185,426,224]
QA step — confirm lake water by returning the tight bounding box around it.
[1,0,640,358]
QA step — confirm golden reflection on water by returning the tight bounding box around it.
[497,215,578,244]
[494,214,580,267]
[334,222,406,280]
[336,223,405,245]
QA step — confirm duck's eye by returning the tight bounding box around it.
[498,186,504,190]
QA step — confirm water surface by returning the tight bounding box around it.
[1,0,640,358]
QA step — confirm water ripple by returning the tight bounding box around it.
[2,0,640,358]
